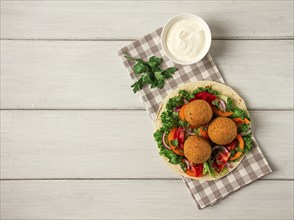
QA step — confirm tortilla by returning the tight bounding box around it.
[155,80,249,181]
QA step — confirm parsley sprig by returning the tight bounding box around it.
[124,54,178,93]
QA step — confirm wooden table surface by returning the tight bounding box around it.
[1,1,293,219]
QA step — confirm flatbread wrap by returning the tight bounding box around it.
[154,81,253,180]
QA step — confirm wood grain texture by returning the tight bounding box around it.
[1,1,293,39]
[1,180,293,219]
[1,1,293,219]
[1,40,293,109]
[1,110,293,179]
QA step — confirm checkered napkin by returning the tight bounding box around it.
[117,27,272,209]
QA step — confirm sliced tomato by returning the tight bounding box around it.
[191,92,217,106]
[215,146,231,173]
[225,139,237,151]
[212,162,226,173]
[178,142,184,150]
[189,163,204,177]
[168,128,184,156]
[216,151,230,165]
[174,127,185,144]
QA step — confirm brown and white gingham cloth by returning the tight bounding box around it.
[117,27,272,209]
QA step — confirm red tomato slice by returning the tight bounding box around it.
[190,163,204,177]
[216,151,230,165]
[178,143,184,150]
[174,127,185,144]
[225,139,237,151]
[191,92,217,106]
[212,162,226,173]
[215,146,231,167]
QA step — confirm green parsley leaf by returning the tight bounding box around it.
[157,80,165,89]
[141,73,152,84]
[155,71,164,80]
[170,139,178,146]
[164,67,178,75]
[149,56,162,66]
[125,54,177,93]
[131,78,144,93]
[152,65,161,73]
[134,62,146,74]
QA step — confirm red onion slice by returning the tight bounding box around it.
[220,145,230,154]
[184,99,189,104]
[225,162,234,169]
[162,132,171,150]
[183,158,190,170]
[219,99,227,111]
[240,128,252,136]
[187,131,197,136]
[216,147,230,165]
[174,106,182,112]
[211,145,221,153]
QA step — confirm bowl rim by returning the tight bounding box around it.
[161,13,212,65]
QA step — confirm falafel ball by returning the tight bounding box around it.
[184,100,213,128]
[184,136,211,164]
[208,117,237,145]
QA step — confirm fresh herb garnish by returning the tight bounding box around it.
[231,107,250,120]
[125,54,178,93]
[226,97,233,111]
[191,86,219,96]
[170,139,179,146]
[243,135,253,152]
[238,123,250,133]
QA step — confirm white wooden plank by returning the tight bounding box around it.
[1,40,293,110]
[1,180,293,219]
[1,1,293,39]
[1,110,293,179]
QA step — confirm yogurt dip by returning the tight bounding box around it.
[166,19,205,63]
[161,14,211,65]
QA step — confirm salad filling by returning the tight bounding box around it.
[154,86,252,178]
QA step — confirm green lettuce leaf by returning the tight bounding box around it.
[203,162,211,175]
[191,87,220,96]
[238,123,251,134]
[230,107,250,120]
[226,97,233,111]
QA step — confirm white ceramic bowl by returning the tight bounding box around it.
[161,13,211,65]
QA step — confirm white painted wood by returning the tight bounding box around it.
[1,180,293,219]
[1,110,292,179]
[1,1,293,39]
[1,40,293,109]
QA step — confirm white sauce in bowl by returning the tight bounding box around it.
[166,19,206,62]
